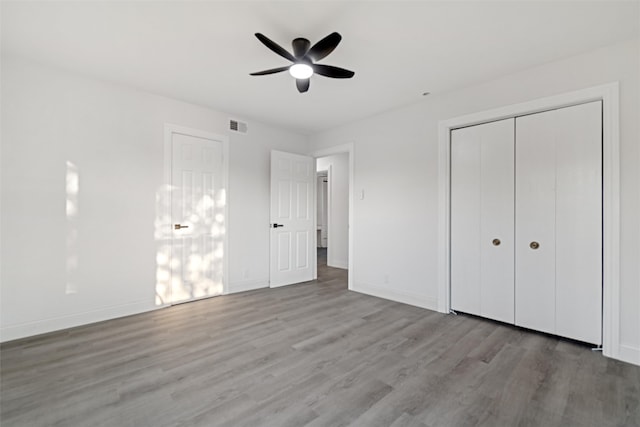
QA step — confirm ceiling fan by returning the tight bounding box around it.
[250,32,355,93]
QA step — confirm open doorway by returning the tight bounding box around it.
[315,152,349,285]
[268,147,351,290]
[317,171,329,250]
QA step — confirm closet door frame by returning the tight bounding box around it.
[437,83,620,360]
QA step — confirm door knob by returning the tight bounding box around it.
[272,223,284,228]
[492,238,501,246]
[174,224,189,230]
[530,241,540,250]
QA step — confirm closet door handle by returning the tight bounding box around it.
[492,238,501,246]
[530,241,540,250]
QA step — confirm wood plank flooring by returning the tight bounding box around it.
[2,251,639,426]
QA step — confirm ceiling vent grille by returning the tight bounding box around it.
[229,119,248,134]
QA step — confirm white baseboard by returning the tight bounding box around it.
[617,343,640,366]
[352,282,438,311]
[228,278,269,294]
[0,300,158,343]
[328,258,348,270]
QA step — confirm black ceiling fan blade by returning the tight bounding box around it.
[255,33,295,62]
[307,32,342,62]
[250,66,290,76]
[292,38,311,58]
[296,78,310,93]
[312,64,355,79]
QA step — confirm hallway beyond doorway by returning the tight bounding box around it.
[317,247,347,287]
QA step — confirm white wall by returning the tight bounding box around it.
[317,154,349,269]
[309,39,640,365]
[0,55,309,342]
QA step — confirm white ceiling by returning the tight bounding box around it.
[2,1,638,134]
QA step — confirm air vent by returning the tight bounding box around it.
[229,119,248,134]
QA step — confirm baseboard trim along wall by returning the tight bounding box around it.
[328,259,348,270]
[352,282,438,311]
[618,344,640,366]
[0,300,158,343]
[228,278,269,294]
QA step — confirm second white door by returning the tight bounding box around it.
[270,150,315,287]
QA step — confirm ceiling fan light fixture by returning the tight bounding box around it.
[251,33,353,93]
[289,63,313,79]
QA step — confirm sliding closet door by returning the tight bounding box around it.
[451,119,515,323]
[515,101,602,344]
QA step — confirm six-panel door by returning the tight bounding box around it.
[270,151,315,287]
[171,133,225,303]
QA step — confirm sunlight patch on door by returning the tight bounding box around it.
[162,134,226,305]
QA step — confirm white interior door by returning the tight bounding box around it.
[270,150,315,287]
[515,101,602,344]
[451,118,515,323]
[171,132,225,303]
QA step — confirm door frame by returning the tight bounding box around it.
[163,124,230,303]
[316,169,329,249]
[437,83,621,360]
[310,143,354,290]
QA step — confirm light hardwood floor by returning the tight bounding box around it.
[1,251,639,426]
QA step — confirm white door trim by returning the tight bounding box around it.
[316,170,329,250]
[310,143,355,291]
[326,165,333,266]
[163,124,230,300]
[437,83,621,360]
[315,165,332,256]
